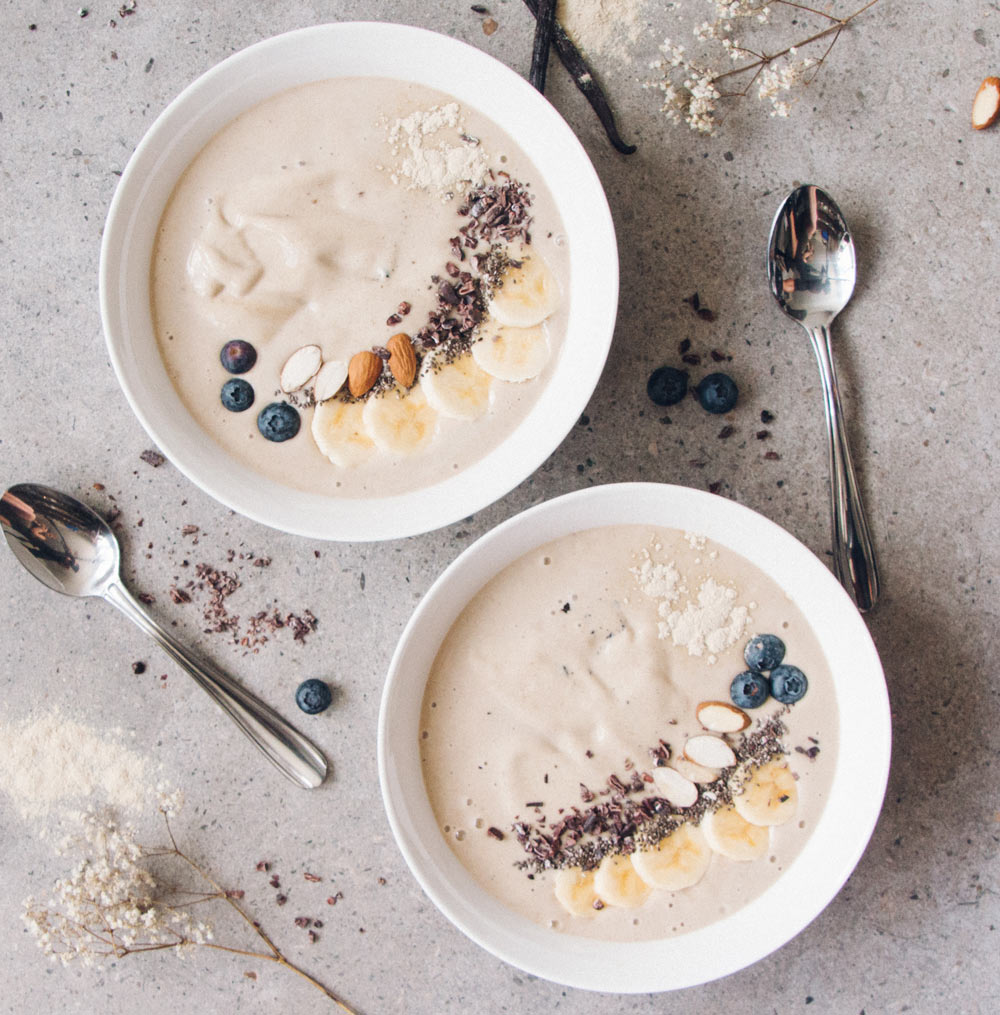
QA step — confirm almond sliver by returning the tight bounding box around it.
[696,700,751,733]
[651,765,699,808]
[973,76,1000,130]
[684,734,737,769]
[313,359,348,402]
[280,344,323,393]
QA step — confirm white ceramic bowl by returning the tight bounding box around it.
[99,23,617,541]
[378,483,891,992]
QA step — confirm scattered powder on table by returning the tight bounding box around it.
[556,0,649,64]
[0,709,154,820]
[385,102,492,196]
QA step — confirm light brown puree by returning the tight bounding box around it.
[420,525,838,941]
[151,78,568,498]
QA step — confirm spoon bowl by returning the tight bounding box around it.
[1,483,328,789]
[767,185,879,612]
[767,185,856,324]
[1,484,120,596]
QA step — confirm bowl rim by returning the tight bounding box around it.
[99,22,618,541]
[377,482,892,992]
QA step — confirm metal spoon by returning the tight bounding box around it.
[767,185,880,612]
[0,483,328,788]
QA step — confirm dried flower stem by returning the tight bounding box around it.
[645,0,881,133]
[158,822,358,1013]
[713,0,879,89]
[23,803,360,1013]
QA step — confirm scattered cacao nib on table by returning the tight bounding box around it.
[683,291,717,322]
[88,484,321,655]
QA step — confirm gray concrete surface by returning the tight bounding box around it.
[1,1,997,1013]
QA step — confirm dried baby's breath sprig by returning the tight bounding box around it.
[22,795,359,1013]
[645,0,880,134]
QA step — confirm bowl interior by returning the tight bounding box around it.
[378,482,890,992]
[99,23,618,540]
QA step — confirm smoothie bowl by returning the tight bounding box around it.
[378,483,890,992]
[100,23,617,540]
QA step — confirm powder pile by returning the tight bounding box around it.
[631,552,683,601]
[0,709,154,821]
[633,547,751,663]
[386,102,492,197]
[661,577,750,659]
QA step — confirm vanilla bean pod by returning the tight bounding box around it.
[521,0,636,154]
[528,0,557,92]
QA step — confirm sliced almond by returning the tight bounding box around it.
[386,332,417,388]
[684,734,737,770]
[670,757,720,785]
[696,700,751,734]
[313,359,348,402]
[651,765,699,809]
[973,76,1000,130]
[347,350,383,398]
[280,344,323,393]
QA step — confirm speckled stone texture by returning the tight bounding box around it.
[1,2,997,1013]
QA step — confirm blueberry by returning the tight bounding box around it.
[770,665,808,704]
[257,402,300,442]
[696,372,738,414]
[730,670,769,709]
[220,378,255,412]
[220,339,257,374]
[744,633,786,673]
[295,678,332,715]
[646,366,689,407]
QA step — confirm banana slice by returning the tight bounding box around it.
[593,853,652,909]
[630,823,712,891]
[472,319,550,383]
[420,349,493,420]
[311,398,375,468]
[361,385,438,455]
[486,244,560,328]
[553,867,602,918]
[732,759,798,827]
[702,805,770,861]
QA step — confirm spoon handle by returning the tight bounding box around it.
[809,324,881,612]
[103,581,328,789]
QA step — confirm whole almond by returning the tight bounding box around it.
[348,350,382,398]
[386,332,417,388]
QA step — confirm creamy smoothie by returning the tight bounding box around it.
[419,526,837,941]
[151,78,569,498]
